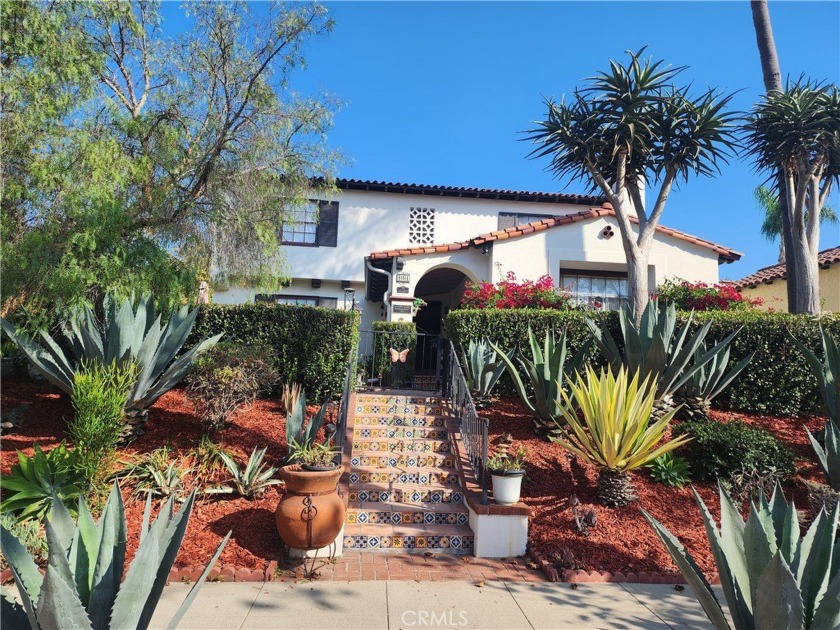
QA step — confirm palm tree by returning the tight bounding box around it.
[749,0,798,308]
[755,186,837,263]
[526,49,737,324]
[744,81,840,314]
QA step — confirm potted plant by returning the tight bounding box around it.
[275,437,345,551]
[487,445,527,505]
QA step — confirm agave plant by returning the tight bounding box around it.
[116,448,191,500]
[216,447,282,498]
[285,389,329,455]
[490,327,589,435]
[676,343,755,421]
[459,339,507,407]
[791,325,839,428]
[1,484,229,630]
[553,366,691,507]
[1,295,222,440]
[586,301,739,416]
[643,484,840,630]
[0,443,84,522]
[808,420,840,492]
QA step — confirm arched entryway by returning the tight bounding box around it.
[413,266,475,334]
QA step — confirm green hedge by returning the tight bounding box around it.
[444,308,840,417]
[186,304,359,401]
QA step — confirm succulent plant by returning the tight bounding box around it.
[285,389,328,454]
[216,447,282,498]
[0,483,229,630]
[808,420,840,492]
[288,438,339,469]
[1,295,221,440]
[586,301,740,416]
[553,366,690,507]
[677,342,755,421]
[644,484,840,630]
[459,339,507,405]
[791,325,839,429]
[490,327,589,436]
[0,443,84,522]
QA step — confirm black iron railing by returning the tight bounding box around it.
[357,329,441,391]
[445,340,489,504]
[335,339,358,453]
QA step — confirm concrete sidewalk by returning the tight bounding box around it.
[150,580,715,630]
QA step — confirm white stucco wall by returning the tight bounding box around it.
[490,215,722,288]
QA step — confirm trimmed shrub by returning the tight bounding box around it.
[444,308,840,417]
[461,271,573,309]
[186,304,359,401]
[186,343,279,431]
[673,417,796,484]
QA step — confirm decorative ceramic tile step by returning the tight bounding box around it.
[356,395,446,405]
[349,454,455,469]
[347,508,470,527]
[353,415,447,428]
[355,402,446,416]
[351,440,451,454]
[352,426,448,440]
[348,486,465,506]
[348,470,460,486]
[343,532,474,554]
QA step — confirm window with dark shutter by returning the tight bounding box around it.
[317,201,339,247]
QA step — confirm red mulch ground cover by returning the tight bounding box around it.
[482,398,826,577]
[0,379,333,572]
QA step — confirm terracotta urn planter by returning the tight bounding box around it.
[275,464,345,550]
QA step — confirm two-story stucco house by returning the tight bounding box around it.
[213,178,742,334]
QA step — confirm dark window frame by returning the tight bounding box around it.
[281,201,319,246]
[559,268,629,311]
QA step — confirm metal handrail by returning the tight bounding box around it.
[446,339,489,504]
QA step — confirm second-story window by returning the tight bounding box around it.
[409,207,435,244]
[282,202,318,245]
[498,212,554,230]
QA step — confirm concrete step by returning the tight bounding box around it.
[348,485,465,506]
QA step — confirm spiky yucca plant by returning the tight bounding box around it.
[644,484,840,630]
[553,366,691,507]
[285,389,329,456]
[586,301,740,419]
[1,295,221,441]
[0,483,229,630]
[676,343,755,421]
[460,338,507,407]
[490,327,589,436]
[217,447,282,498]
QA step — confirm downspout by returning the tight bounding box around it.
[366,258,393,320]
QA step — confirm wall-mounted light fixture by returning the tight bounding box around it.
[395,256,406,271]
[481,245,491,256]
[311,279,322,289]
[343,288,356,310]
[341,280,351,289]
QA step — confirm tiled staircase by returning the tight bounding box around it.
[343,393,475,554]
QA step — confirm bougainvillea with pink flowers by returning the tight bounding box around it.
[460,271,573,309]
[653,279,762,311]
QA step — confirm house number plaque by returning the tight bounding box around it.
[395,273,410,284]
[392,304,412,314]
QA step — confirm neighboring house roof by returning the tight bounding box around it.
[368,205,743,264]
[336,178,602,205]
[732,245,840,289]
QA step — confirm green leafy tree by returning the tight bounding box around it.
[526,49,738,324]
[1,1,341,327]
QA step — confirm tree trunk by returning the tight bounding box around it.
[626,249,649,326]
[750,1,799,311]
[789,225,820,313]
[778,238,785,264]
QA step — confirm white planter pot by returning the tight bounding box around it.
[490,471,524,505]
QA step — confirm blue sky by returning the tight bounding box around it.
[163,1,840,279]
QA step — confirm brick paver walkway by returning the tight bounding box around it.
[277,552,546,582]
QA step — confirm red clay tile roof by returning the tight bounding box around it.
[336,178,601,205]
[732,245,840,289]
[369,206,743,263]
